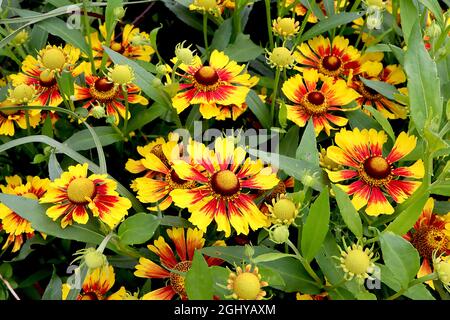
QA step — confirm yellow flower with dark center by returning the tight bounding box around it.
[227,264,268,300]
[86,23,154,69]
[404,198,450,288]
[325,128,424,216]
[171,50,259,117]
[62,265,126,300]
[272,17,300,39]
[350,55,408,119]
[0,176,50,252]
[281,69,360,136]
[130,137,198,211]
[294,35,361,78]
[134,227,224,300]
[73,74,148,124]
[337,241,376,283]
[170,137,279,237]
[39,163,131,229]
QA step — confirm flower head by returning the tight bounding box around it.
[40,163,131,229]
[326,128,424,216]
[11,30,29,46]
[294,35,361,78]
[272,17,299,39]
[433,253,450,292]
[0,176,50,252]
[227,264,268,300]
[37,44,80,74]
[172,50,258,116]
[170,137,279,237]
[337,240,377,283]
[8,83,37,104]
[266,46,296,70]
[175,41,196,66]
[281,69,360,136]
[189,0,220,16]
[107,64,135,86]
[266,194,299,225]
[134,227,224,300]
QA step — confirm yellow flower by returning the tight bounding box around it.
[337,240,377,283]
[0,176,50,252]
[227,264,268,300]
[266,46,296,70]
[266,194,299,225]
[39,163,131,229]
[272,17,299,39]
[37,44,81,74]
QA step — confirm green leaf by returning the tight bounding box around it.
[360,77,399,101]
[347,109,382,131]
[200,246,321,293]
[126,104,165,134]
[246,90,271,129]
[400,0,418,45]
[379,232,420,288]
[0,263,13,279]
[118,213,160,245]
[0,194,107,246]
[42,115,53,139]
[356,292,377,300]
[296,119,319,167]
[63,126,123,151]
[105,0,123,39]
[430,181,450,196]
[224,33,264,62]
[279,125,299,158]
[42,267,62,300]
[6,236,47,262]
[363,105,395,141]
[385,192,429,235]
[210,266,231,298]
[301,188,330,262]
[404,21,443,134]
[300,12,364,42]
[18,270,51,288]
[185,251,214,300]
[378,264,435,300]
[278,101,288,129]
[28,26,48,52]
[211,18,233,51]
[332,184,363,239]
[37,17,90,55]
[160,215,192,228]
[253,252,296,263]
[418,0,444,26]
[48,151,63,181]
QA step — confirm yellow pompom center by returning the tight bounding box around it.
[67,178,96,204]
[269,47,294,68]
[11,84,35,103]
[276,18,297,35]
[110,65,134,85]
[272,198,296,221]
[233,272,261,300]
[344,249,371,275]
[41,48,66,70]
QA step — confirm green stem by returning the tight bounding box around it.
[386,273,438,300]
[203,14,209,53]
[286,239,323,286]
[354,19,366,48]
[264,0,274,49]
[270,68,281,125]
[82,0,96,75]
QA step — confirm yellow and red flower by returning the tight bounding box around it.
[281,69,360,136]
[129,136,197,211]
[294,35,361,78]
[39,163,131,229]
[170,137,279,237]
[0,175,50,252]
[172,50,259,117]
[404,198,450,287]
[0,100,40,136]
[134,227,224,300]
[325,128,424,216]
[63,265,126,300]
[86,23,154,68]
[351,56,408,119]
[73,74,148,124]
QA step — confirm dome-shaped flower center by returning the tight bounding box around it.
[195,0,218,10]
[110,42,124,53]
[39,70,57,87]
[11,84,35,103]
[277,18,297,34]
[233,272,261,300]
[363,156,391,179]
[436,258,450,285]
[272,198,296,221]
[90,78,118,102]
[322,55,342,72]
[268,47,294,68]
[307,91,325,105]
[194,66,219,87]
[210,170,240,196]
[67,177,96,204]
[22,192,38,200]
[109,65,133,85]
[169,261,192,297]
[344,249,371,275]
[41,48,66,71]
[412,226,448,259]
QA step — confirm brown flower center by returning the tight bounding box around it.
[358,81,382,100]
[210,170,240,197]
[89,77,118,102]
[322,55,341,71]
[363,156,391,179]
[39,70,57,87]
[194,66,220,88]
[302,91,328,115]
[307,91,325,105]
[67,177,96,204]
[412,226,448,259]
[169,261,192,297]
